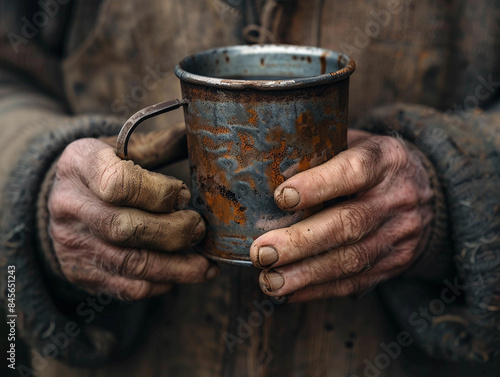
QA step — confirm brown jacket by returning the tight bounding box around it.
[1,1,500,376]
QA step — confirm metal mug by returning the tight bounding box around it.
[117,44,355,266]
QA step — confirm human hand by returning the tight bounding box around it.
[47,124,219,300]
[250,129,434,302]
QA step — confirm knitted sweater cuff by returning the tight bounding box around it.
[401,141,454,282]
[1,115,150,366]
[359,103,500,362]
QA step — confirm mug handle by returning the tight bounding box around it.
[116,98,188,159]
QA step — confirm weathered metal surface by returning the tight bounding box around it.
[176,45,355,265]
[116,45,354,265]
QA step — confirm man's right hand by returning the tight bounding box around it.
[47,135,219,301]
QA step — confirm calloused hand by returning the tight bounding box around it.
[47,124,219,301]
[250,129,434,302]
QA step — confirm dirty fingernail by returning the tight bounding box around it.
[281,187,300,208]
[260,270,284,292]
[205,265,220,281]
[258,246,279,267]
[175,183,191,210]
[191,219,206,243]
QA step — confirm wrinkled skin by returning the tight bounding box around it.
[48,123,219,301]
[250,129,435,302]
[49,124,434,303]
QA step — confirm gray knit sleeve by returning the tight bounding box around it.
[360,103,500,362]
[0,67,153,366]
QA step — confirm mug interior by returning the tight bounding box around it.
[175,45,355,90]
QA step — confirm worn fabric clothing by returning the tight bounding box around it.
[365,104,500,361]
[0,0,499,376]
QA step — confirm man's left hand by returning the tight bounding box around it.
[250,129,435,302]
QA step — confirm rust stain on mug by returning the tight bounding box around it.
[175,45,354,266]
[117,45,355,266]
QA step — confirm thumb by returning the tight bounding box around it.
[101,122,188,169]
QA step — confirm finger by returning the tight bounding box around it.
[286,274,379,303]
[62,138,190,212]
[58,259,174,300]
[92,240,220,284]
[273,135,407,210]
[258,230,389,296]
[256,209,425,299]
[250,197,386,268]
[50,184,205,251]
[99,122,188,169]
[95,275,174,301]
[285,253,412,303]
[87,206,206,251]
[118,280,173,301]
[50,221,218,288]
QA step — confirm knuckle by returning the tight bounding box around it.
[161,254,175,274]
[302,258,329,285]
[166,237,187,253]
[308,168,332,200]
[384,137,409,169]
[398,211,423,240]
[66,268,104,291]
[162,236,185,252]
[190,256,211,279]
[399,181,419,209]
[48,191,70,220]
[122,281,151,301]
[286,226,312,259]
[339,278,359,297]
[337,245,366,276]
[350,139,382,180]
[349,151,370,177]
[391,242,417,268]
[57,141,83,177]
[50,224,88,251]
[98,161,128,204]
[61,139,106,179]
[399,246,416,266]
[169,255,209,283]
[107,212,137,245]
[333,277,359,297]
[48,182,85,221]
[118,249,150,279]
[169,181,190,209]
[338,158,361,192]
[333,205,367,244]
[55,154,73,179]
[165,210,202,250]
[385,213,424,268]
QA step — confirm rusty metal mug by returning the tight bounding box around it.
[117,44,355,266]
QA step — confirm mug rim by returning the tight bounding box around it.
[174,44,356,91]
